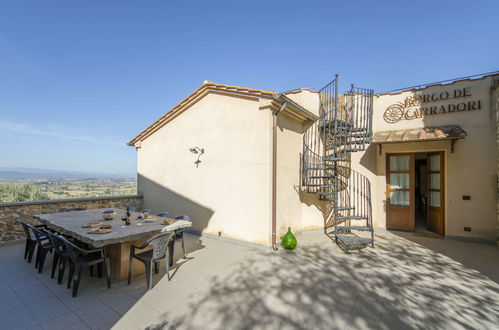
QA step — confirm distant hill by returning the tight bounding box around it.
[0,167,135,180]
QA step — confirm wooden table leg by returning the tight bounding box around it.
[105,237,151,281]
[103,234,177,282]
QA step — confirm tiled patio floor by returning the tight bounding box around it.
[1,230,498,330]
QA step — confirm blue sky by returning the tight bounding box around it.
[0,0,497,176]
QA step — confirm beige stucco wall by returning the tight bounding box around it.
[275,112,324,239]
[137,92,273,246]
[352,76,498,242]
[284,89,321,117]
[276,89,325,238]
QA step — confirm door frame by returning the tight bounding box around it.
[385,151,446,235]
[386,152,415,231]
[426,151,446,236]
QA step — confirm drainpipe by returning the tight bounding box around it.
[272,102,286,250]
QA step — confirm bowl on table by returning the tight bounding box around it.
[102,210,116,221]
[142,209,151,219]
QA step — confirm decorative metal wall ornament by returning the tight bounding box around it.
[383,103,405,123]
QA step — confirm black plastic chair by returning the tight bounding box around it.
[26,224,53,273]
[174,215,191,258]
[42,230,71,284]
[15,219,47,263]
[128,232,175,290]
[59,236,111,297]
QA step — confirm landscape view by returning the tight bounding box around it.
[0,167,136,203]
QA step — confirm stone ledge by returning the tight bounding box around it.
[0,194,143,207]
[0,195,143,244]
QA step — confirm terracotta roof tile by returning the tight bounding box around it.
[373,125,467,143]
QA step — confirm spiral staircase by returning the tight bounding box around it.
[302,75,374,253]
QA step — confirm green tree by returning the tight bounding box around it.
[0,181,49,202]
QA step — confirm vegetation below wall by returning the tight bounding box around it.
[0,181,48,202]
[0,178,137,202]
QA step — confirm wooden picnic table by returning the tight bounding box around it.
[33,209,191,281]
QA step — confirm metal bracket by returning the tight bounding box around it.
[451,139,457,153]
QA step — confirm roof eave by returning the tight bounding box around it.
[272,93,318,122]
[127,82,275,146]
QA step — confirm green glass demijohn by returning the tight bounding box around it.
[281,227,297,250]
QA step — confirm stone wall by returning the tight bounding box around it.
[0,195,142,244]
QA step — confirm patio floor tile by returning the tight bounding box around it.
[64,322,91,330]
[19,286,56,306]
[26,296,71,324]
[2,308,40,329]
[81,309,121,330]
[73,301,113,321]
[39,312,82,330]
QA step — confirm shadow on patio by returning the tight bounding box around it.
[0,233,205,330]
[392,230,499,284]
[142,231,499,330]
[2,230,498,329]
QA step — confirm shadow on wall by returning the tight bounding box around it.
[146,232,499,329]
[359,144,377,175]
[298,189,331,231]
[138,174,214,235]
[298,151,355,231]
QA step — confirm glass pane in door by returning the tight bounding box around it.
[430,154,440,171]
[390,155,410,171]
[430,173,440,189]
[390,173,410,189]
[430,191,441,207]
[390,191,410,206]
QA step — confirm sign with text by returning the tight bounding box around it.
[383,87,481,123]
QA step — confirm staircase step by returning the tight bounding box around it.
[323,156,349,161]
[303,184,334,187]
[343,140,368,145]
[305,167,328,170]
[335,133,368,139]
[319,119,353,127]
[336,215,368,221]
[337,225,372,232]
[336,234,373,248]
[337,207,355,211]
[350,127,369,133]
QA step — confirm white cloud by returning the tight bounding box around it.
[0,120,124,147]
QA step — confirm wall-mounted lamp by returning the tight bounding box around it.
[189,147,205,167]
[189,147,204,154]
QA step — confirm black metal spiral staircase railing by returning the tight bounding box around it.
[302,75,374,253]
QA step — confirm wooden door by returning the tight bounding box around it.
[386,153,414,231]
[427,152,445,235]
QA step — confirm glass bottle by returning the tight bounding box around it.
[126,206,131,225]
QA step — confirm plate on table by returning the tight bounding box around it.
[82,222,103,228]
[162,218,176,225]
[102,210,116,221]
[88,228,112,234]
